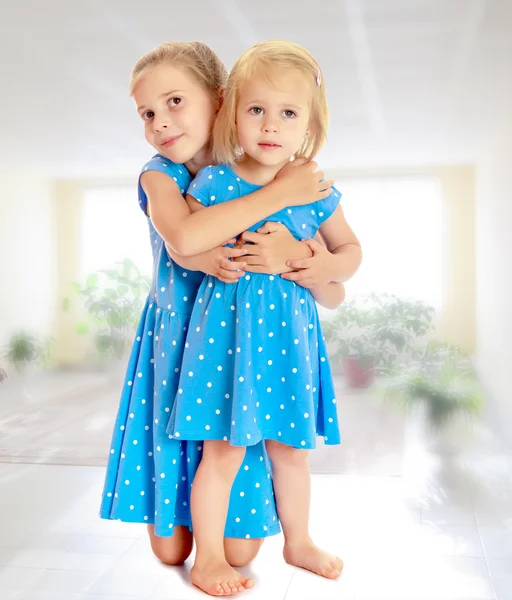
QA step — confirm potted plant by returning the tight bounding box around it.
[367,293,435,365]
[322,293,435,388]
[378,342,484,455]
[327,329,378,388]
[63,258,150,367]
[1,331,52,374]
[1,331,52,400]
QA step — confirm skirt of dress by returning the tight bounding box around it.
[167,274,341,450]
[100,297,280,538]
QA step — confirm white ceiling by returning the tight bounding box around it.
[1,0,511,177]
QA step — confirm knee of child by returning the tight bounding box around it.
[203,440,246,473]
[266,440,308,468]
[149,528,193,566]
[225,538,264,567]
[154,544,192,566]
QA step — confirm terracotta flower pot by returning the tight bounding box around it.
[341,356,374,388]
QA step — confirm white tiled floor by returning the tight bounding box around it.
[1,459,511,600]
[1,371,512,599]
[0,369,405,475]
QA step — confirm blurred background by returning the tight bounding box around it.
[0,1,511,599]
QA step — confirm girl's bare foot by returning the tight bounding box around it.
[190,559,255,596]
[284,541,343,580]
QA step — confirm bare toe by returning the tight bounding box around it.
[284,542,343,580]
[191,561,248,596]
[220,581,231,594]
[242,576,256,589]
[210,582,224,596]
[325,567,338,579]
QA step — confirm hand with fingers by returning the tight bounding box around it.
[280,237,337,289]
[232,222,313,275]
[274,158,334,206]
[204,238,248,283]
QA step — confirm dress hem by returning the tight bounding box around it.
[170,429,341,450]
[98,511,281,539]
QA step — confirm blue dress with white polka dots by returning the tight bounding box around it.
[167,164,342,450]
[99,155,280,538]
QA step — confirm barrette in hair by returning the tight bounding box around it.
[316,69,322,86]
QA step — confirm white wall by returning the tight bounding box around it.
[0,172,56,346]
[476,118,512,436]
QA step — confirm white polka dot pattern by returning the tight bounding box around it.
[100,155,281,539]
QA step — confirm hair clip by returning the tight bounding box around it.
[316,69,322,87]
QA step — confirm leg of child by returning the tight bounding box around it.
[266,441,344,579]
[224,537,264,567]
[190,440,256,596]
[148,526,263,568]
[148,524,194,565]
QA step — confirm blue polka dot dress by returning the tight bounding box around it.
[167,164,342,450]
[100,155,280,539]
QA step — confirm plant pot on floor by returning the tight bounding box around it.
[411,408,476,457]
[1,331,51,402]
[341,356,375,388]
[377,342,484,457]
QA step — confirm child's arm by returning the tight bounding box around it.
[281,205,362,286]
[179,197,313,277]
[142,159,333,257]
[317,205,362,281]
[309,282,346,310]
[165,242,248,284]
[233,222,313,274]
[231,221,346,308]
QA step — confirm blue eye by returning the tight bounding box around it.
[249,106,263,115]
[283,110,296,118]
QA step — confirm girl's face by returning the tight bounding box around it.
[236,69,312,169]
[133,63,218,165]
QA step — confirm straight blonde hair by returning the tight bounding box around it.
[129,41,227,99]
[213,40,329,164]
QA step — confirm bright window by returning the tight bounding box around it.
[336,176,443,308]
[80,178,444,309]
[80,185,152,279]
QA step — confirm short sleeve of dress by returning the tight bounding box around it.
[137,154,187,215]
[315,185,342,227]
[187,166,215,207]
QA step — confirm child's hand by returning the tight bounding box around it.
[205,239,247,283]
[233,222,312,275]
[165,240,247,283]
[280,238,336,288]
[274,158,334,206]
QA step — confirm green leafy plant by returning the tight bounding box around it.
[63,259,150,361]
[378,342,484,431]
[1,331,52,372]
[322,293,436,373]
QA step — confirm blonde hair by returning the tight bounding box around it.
[213,40,328,164]
[129,41,228,99]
